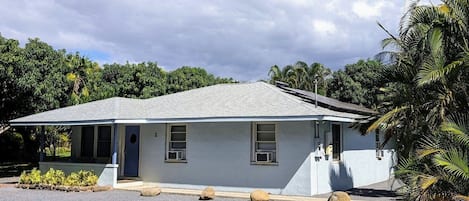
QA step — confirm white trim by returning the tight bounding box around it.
[251,122,278,164]
[165,124,188,162]
[10,115,361,126]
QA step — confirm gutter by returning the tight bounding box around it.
[9,115,364,126]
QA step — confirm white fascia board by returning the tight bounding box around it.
[9,115,360,126]
[9,120,115,126]
[130,115,358,123]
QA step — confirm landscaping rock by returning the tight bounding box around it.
[56,185,69,191]
[250,190,269,201]
[327,191,351,201]
[199,186,215,200]
[79,186,93,192]
[92,185,113,192]
[69,186,80,192]
[140,187,161,197]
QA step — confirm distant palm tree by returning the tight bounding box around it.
[268,61,330,95]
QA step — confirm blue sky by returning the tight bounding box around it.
[0,0,407,81]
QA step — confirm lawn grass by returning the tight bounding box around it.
[45,147,71,157]
[0,162,37,178]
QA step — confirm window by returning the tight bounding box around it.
[81,126,94,157]
[97,126,111,157]
[332,123,341,161]
[166,125,187,161]
[252,123,277,163]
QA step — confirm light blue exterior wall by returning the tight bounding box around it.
[311,121,397,194]
[68,121,396,196]
[139,121,314,195]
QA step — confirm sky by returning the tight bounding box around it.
[0,0,407,81]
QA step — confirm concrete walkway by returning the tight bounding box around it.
[115,180,403,201]
[115,182,328,201]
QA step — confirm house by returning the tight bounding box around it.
[9,82,396,196]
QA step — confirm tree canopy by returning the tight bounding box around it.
[0,34,234,161]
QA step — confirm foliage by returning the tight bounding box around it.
[18,171,30,184]
[268,61,331,95]
[0,34,234,161]
[19,168,97,187]
[396,115,469,200]
[327,59,385,108]
[42,168,65,185]
[369,0,469,199]
[64,170,98,186]
[64,172,80,186]
[19,168,42,185]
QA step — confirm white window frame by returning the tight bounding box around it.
[251,122,278,165]
[166,124,187,162]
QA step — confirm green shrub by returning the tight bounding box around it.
[18,168,98,187]
[64,172,80,186]
[77,170,98,186]
[42,168,65,185]
[64,170,97,186]
[19,171,30,184]
[29,168,41,184]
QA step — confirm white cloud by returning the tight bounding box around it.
[352,1,387,19]
[312,19,337,35]
[0,0,405,81]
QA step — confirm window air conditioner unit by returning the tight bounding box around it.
[168,150,184,160]
[255,152,272,162]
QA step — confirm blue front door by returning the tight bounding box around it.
[124,126,140,177]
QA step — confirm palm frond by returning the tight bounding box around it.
[366,106,409,133]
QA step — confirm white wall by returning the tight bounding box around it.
[312,122,396,194]
[139,121,314,196]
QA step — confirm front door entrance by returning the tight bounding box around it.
[124,126,140,177]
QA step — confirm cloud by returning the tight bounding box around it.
[312,20,337,35]
[352,1,386,19]
[0,0,405,81]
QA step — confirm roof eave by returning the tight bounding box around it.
[9,115,365,126]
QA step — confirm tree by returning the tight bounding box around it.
[327,59,385,108]
[396,114,469,200]
[368,1,469,199]
[101,62,167,98]
[167,66,234,94]
[268,61,331,95]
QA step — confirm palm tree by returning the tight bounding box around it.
[369,0,469,156]
[396,114,469,200]
[368,1,469,199]
[268,61,330,95]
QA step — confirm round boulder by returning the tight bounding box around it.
[140,187,161,197]
[328,191,351,201]
[199,186,215,200]
[250,189,270,201]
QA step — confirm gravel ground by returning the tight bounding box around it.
[0,187,248,201]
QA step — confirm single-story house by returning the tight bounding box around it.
[10,82,396,196]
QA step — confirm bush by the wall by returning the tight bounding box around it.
[42,168,65,186]
[18,168,98,190]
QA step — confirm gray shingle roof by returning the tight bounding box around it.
[10,82,369,125]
